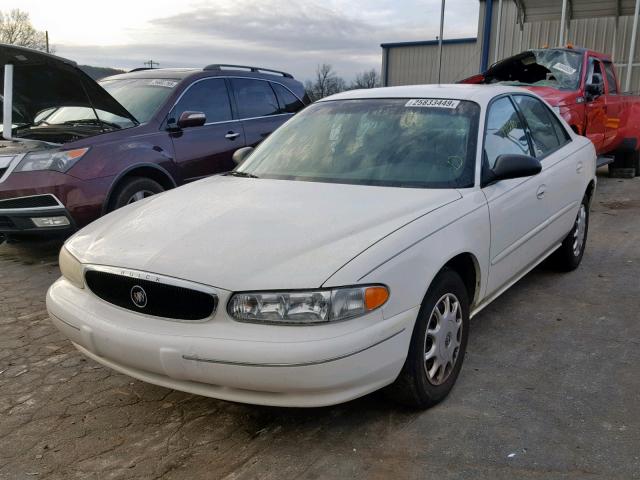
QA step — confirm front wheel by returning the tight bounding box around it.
[551,194,589,271]
[386,269,470,409]
[108,177,164,212]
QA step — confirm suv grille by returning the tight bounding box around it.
[0,195,59,209]
[0,216,14,228]
[85,270,217,320]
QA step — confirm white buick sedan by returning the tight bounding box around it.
[47,85,596,408]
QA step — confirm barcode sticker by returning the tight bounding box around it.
[405,99,460,108]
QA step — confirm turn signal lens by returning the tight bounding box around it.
[365,286,390,310]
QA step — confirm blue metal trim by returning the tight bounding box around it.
[380,37,477,49]
[480,0,493,72]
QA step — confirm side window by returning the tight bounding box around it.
[231,79,279,119]
[604,62,618,94]
[587,58,603,84]
[484,96,531,168]
[514,95,562,157]
[271,83,304,114]
[173,78,232,124]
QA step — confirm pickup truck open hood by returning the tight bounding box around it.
[66,176,461,291]
[0,44,137,128]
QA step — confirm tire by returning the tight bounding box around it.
[633,151,640,177]
[108,177,164,212]
[551,194,589,272]
[386,268,470,409]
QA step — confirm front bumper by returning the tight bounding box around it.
[47,277,417,407]
[0,194,75,235]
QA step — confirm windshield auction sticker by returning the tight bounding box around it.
[405,99,460,108]
[148,79,179,88]
[552,63,577,75]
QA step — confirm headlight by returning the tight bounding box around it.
[59,246,84,289]
[16,148,89,173]
[228,285,389,324]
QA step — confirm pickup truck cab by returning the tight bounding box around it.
[462,47,640,175]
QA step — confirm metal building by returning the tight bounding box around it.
[382,0,640,93]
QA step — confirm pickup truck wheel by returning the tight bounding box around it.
[386,268,469,409]
[552,195,589,271]
[109,177,164,212]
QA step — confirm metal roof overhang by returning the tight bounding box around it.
[515,0,638,22]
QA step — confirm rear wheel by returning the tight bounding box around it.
[551,194,589,271]
[109,177,164,212]
[386,269,469,409]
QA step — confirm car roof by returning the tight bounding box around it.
[101,67,297,82]
[321,84,535,105]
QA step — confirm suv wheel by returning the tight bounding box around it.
[109,177,164,212]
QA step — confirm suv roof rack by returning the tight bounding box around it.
[203,64,293,78]
[128,67,154,72]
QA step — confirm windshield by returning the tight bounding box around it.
[99,78,179,124]
[487,49,583,90]
[238,99,480,188]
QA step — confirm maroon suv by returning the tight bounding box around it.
[0,44,308,238]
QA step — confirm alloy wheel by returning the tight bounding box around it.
[424,293,463,385]
[126,190,155,204]
[572,204,587,257]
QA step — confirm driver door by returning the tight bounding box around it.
[168,78,246,182]
[482,96,550,297]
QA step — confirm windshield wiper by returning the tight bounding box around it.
[63,119,122,130]
[225,171,259,178]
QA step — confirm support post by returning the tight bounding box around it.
[493,0,503,63]
[559,0,568,46]
[626,0,640,92]
[3,64,13,141]
[437,0,445,83]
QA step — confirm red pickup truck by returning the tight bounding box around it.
[462,47,640,176]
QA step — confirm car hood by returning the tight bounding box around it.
[0,44,137,127]
[66,176,461,291]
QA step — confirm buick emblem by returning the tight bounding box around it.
[130,285,148,309]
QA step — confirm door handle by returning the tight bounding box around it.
[536,185,546,199]
[225,131,241,140]
[576,161,584,174]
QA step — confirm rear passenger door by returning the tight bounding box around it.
[229,78,297,147]
[168,78,245,182]
[513,94,579,246]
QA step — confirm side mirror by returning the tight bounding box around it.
[177,111,206,129]
[232,146,254,165]
[483,154,542,186]
[586,73,604,98]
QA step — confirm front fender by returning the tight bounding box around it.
[323,191,491,320]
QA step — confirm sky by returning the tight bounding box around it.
[4,0,480,81]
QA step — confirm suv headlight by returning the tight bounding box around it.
[228,285,389,325]
[16,148,90,173]
[59,246,84,289]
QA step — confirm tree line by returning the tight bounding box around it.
[304,64,381,101]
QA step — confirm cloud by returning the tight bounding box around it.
[54,0,479,81]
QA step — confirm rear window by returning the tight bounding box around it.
[231,79,279,119]
[271,83,304,114]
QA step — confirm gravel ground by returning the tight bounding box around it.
[0,169,638,480]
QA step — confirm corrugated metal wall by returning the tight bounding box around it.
[383,0,640,92]
[384,41,480,86]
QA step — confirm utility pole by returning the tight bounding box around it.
[144,60,159,69]
[437,0,445,83]
[45,31,49,54]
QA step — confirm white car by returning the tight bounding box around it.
[47,85,596,408]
